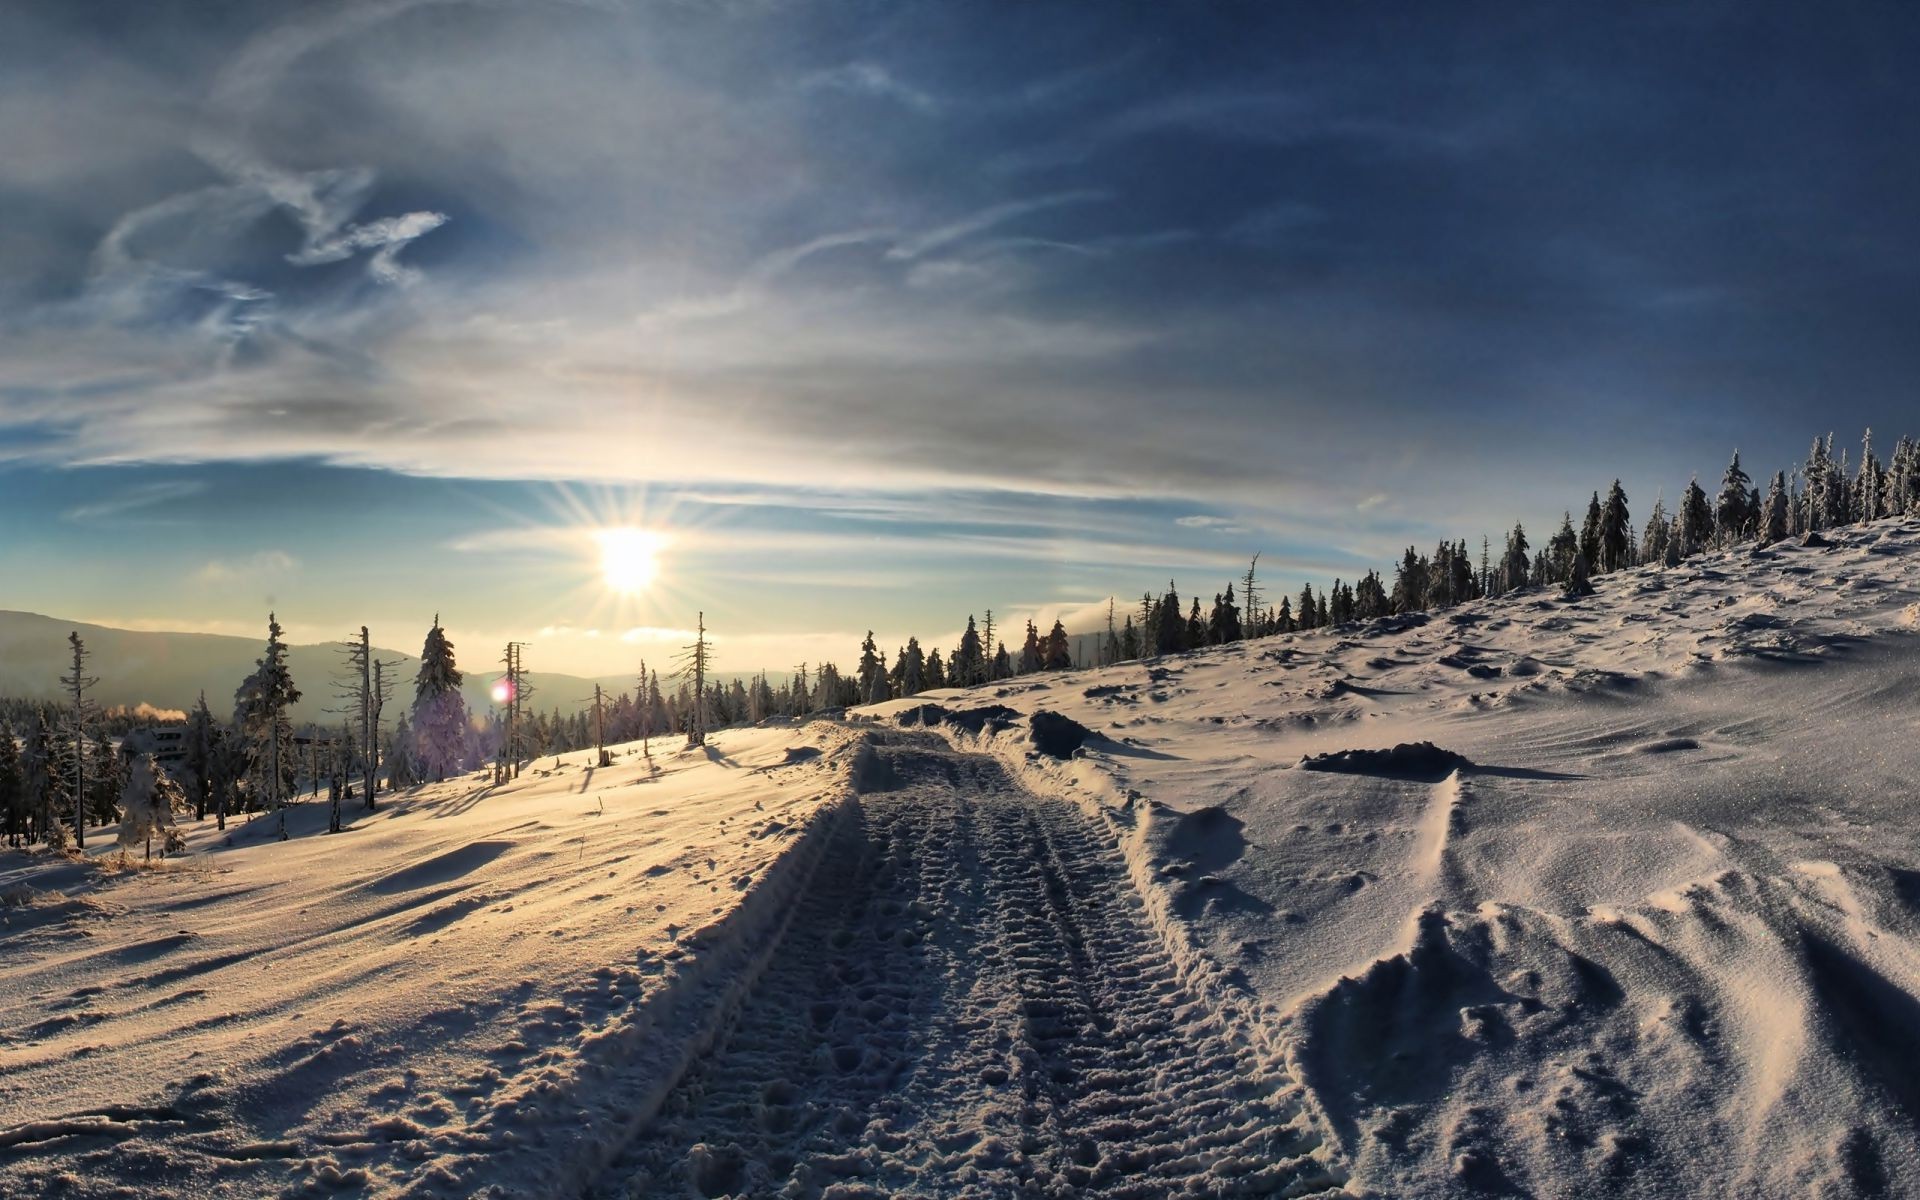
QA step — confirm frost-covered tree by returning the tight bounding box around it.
[897,637,926,695]
[1120,616,1140,661]
[1579,493,1603,576]
[234,613,301,839]
[1501,523,1531,593]
[88,733,122,826]
[1155,582,1184,655]
[1018,622,1042,673]
[952,617,984,687]
[117,754,186,862]
[1663,516,1683,567]
[60,632,98,848]
[1044,620,1072,670]
[1758,471,1789,546]
[1599,480,1631,573]
[182,693,216,820]
[1547,515,1578,584]
[411,617,469,782]
[1210,583,1242,644]
[1185,599,1206,648]
[1856,429,1884,521]
[1356,570,1389,620]
[1640,494,1669,565]
[387,714,418,788]
[1715,452,1754,544]
[1564,548,1595,598]
[923,651,946,691]
[0,721,23,847]
[23,713,67,847]
[991,642,1011,680]
[1677,477,1713,557]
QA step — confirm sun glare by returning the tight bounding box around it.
[596,527,663,594]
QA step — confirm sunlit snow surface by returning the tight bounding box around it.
[7,517,1920,1198]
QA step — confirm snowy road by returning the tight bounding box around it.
[591,734,1343,1198]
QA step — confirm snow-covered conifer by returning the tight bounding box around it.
[411,617,469,782]
[1598,480,1631,573]
[117,754,186,861]
[1759,471,1789,546]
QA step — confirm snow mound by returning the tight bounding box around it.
[1298,741,1472,781]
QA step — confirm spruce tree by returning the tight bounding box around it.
[1715,451,1754,544]
[953,617,984,687]
[0,722,22,848]
[1579,493,1603,576]
[1018,622,1042,673]
[1599,480,1631,572]
[1564,548,1595,598]
[1548,514,1577,583]
[234,613,300,838]
[411,617,469,782]
[1759,471,1789,545]
[1678,477,1713,556]
[1155,582,1184,655]
[1120,616,1140,660]
[1044,621,1072,670]
[858,632,886,704]
[117,754,185,862]
[1641,494,1670,564]
[1502,523,1531,592]
[991,642,1011,680]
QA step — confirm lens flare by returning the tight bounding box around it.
[490,679,513,705]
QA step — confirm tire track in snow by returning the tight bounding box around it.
[590,736,1343,1198]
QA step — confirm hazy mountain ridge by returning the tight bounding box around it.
[0,611,649,728]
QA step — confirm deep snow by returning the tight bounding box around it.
[6,516,1920,1198]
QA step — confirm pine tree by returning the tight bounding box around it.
[1185,599,1206,648]
[1297,582,1318,629]
[234,613,301,839]
[991,641,1011,680]
[1599,480,1631,573]
[1356,571,1388,620]
[1277,595,1294,631]
[411,617,469,782]
[1663,516,1683,567]
[1120,616,1140,661]
[1391,547,1426,613]
[924,650,947,690]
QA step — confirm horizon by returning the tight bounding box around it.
[8,5,1920,674]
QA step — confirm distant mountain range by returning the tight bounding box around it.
[0,611,651,728]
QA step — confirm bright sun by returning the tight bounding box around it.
[596,527,662,594]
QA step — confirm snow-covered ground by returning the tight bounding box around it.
[6,517,1920,1198]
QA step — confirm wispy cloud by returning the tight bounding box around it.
[802,62,938,113]
[64,480,207,523]
[194,550,300,584]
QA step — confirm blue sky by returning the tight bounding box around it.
[4,2,1919,674]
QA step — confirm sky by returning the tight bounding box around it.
[5,1,1920,677]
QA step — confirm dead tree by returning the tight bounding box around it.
[61,632,98,848]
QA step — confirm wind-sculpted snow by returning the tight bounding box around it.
[9,519,1920,1198]
[872,515,1920,1198]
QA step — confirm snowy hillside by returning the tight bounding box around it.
[5,517,1920,1198]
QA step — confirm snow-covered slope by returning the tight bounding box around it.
[0,727,862,1197]
[871,515,1920,1199]
[5,518,1920,1199]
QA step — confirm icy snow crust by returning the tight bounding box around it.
[6,518,1920,1198]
